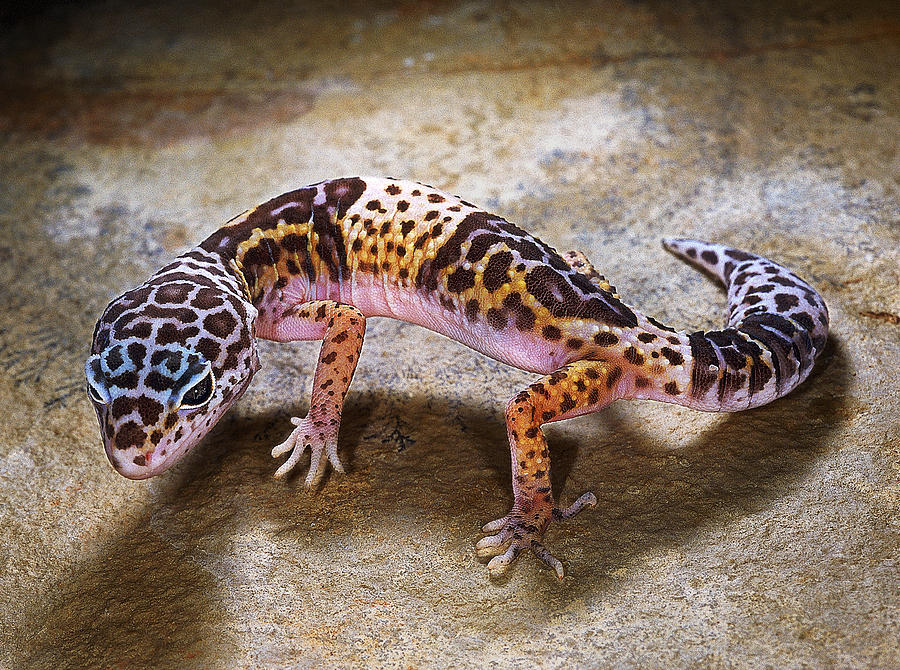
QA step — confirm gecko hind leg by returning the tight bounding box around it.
[475,359,620,578]
[562,250,615,293]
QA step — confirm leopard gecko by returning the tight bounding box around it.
[85,177,829,578]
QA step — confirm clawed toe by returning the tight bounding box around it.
[272,416,342,483]
[477,491,596,578]
[475,526,511,556]
[480,515,509,534]
[554,492,597,520]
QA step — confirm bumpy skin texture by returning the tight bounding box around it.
[86,177,829,578]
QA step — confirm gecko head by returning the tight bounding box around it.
[85,276,259,479]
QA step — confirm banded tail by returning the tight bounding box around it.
[661,238,829,412]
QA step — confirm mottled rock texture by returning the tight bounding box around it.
[1,1,897,668]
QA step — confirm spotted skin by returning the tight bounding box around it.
[86,177,829,578]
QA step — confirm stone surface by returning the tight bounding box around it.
[1,1,898,668]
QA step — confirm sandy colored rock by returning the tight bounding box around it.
[1,2,897,668]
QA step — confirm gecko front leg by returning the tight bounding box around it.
[268,300,366,485]
[476,359,623,578]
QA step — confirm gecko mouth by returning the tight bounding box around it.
[104,419,191,480]
[105,439,171,479]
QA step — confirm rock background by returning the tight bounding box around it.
[1,1,897,668]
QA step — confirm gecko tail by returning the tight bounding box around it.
[660,238,829,411]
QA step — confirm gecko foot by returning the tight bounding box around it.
[271,416,343,486]
[475,492,597,579]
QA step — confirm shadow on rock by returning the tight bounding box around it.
[554,334,851,598]
[14,337,850,664]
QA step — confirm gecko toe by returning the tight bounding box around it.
[273,415,342,484]
[486,543,521,577]
[553,491,597,520]
[530,541,566,579]
[475,527,512,557]
[481,515,510,534]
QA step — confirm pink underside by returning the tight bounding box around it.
[253,273,573,375]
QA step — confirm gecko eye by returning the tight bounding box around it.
[85,355,110,404]
[87,382,108,404]
[179,372,214,409]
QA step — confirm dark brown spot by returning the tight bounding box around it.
[425,210,439,221]
[659,346,684,366]
[483,251,513,293]
[155,283,193,305]
[701,250,718,265]
[465,299,480,322]
[515,306,536,331]
[565,338,583,350]
[447,267,476,293]
[191,288,224,310]
[366,199,381,210]
[623,346,644,365]
[203,311,238,338]
[487,308,507,330]
[637,333,657,343]
[664,381,680,395]
[559,394,577,414]
[606,366,622,389]
[593,331,618,346]
[635,376,650,388]
[688,332,720,397]
[385,184,402,195]
[774,293,800,312]
[525,265,638,328]
[197,338,221,364]
[427,193,445,203]
[725,249,755,261]
[542,325,561,341]
[791,311,815,331]
[114,421,145,451]
[126,342,146,366]
[413,232,430,249]
[155,323,200,346]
